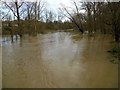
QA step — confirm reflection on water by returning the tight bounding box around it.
[2,32,118,88]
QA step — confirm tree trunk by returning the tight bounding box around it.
[115,33,119,42]
[113,23,119,42]
[15,1,22,38]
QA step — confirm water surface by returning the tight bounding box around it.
[2,32,118,88]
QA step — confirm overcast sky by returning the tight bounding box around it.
[45,0,72,12]
[1,0,72,20]
[1,0,72,9]
[47,0,71,7]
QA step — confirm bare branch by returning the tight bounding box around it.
[18,2,24,8]
[59,5,83,33]
[3,2,18,18]
[2,9,10,19]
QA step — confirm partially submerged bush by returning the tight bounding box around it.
[108,45,120,64]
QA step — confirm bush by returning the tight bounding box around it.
[108,45,120,64]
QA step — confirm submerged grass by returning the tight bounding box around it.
[71,34,82,40]
[70,30,83,41]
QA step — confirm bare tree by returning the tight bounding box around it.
[3,0,25,38]
[81,2,93,33]
[106,1,120,42]
[24,0,46,36]
[59,0,84,33]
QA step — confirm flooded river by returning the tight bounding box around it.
[2,32,118,88]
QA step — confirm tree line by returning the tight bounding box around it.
[60,0,120,42]
[1,0,120,42]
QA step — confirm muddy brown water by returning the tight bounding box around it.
[2,32,118,88]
